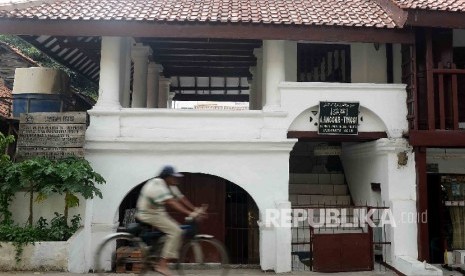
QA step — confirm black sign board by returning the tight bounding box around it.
[318,102,360,135]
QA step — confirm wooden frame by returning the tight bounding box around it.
[0,19,415,44]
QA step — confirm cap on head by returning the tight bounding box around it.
[159,165,183,178]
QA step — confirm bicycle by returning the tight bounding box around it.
[94,216,230,275]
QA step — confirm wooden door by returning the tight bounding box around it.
[313,233,373,272]
[178,173,226,243]
[169,173,226,261]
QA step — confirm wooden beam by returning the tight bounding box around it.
[415,147,429,262]
[371,0,408,27]
[451,64,459,130]
[143,37,262,44]
[146,40,261,51]
[287,131,387,141]
[154,55,255,62]
[170,86,249,92]
[164,67,251,77]
[425,29,435,130]
[432,68,465,74]
[0,19,415,44]
[173,93,249,102]
[406,10,465,29]
[409,130,465,147]
[150,49,254,56]
[438,63,445,129]
[158,61,256,67]
[21,35,100,82]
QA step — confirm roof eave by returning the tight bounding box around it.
[0,19,414,44]
[406,9,465,29]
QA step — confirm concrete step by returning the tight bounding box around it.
[289,184,348,196]
[292,195,351,206]
[290,173,345,185]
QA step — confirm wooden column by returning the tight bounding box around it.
[415,147,429,261]
[451,64,459,130]
[425,30,435,130]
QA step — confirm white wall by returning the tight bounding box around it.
[9,192,85,225]
[282,82,408,138]
[84,110,295,273]
[341,142,387,206]
[351,43,387,83]
[341,139,426,275]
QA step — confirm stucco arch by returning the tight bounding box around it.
[287,104,388,134]
[112,171,261,225]
[85,141,293,272]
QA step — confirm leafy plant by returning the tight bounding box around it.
[6,157,55,226]
[0,213,82,262]
[0,132,16,224]
[36,156,105,223]
[4,156,105,226]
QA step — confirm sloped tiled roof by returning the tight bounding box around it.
[393,0,465,12]
[0,0,398,28]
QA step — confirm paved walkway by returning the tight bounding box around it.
[0,269,397,275]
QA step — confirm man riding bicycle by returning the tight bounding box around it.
[136,165,206,276]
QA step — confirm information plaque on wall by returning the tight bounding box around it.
[16,112,87,160]
[318,102,360,135]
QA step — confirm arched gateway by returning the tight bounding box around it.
[118,173,260,265]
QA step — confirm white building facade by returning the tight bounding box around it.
[78,37,428,274]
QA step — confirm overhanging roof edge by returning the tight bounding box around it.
[0,19,415,44]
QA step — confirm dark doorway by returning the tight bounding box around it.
[118,172,259,265]
[428,173,465,263]
[427,174,445,263]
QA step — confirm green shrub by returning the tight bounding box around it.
[0,213,81,262]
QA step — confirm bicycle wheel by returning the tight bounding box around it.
[94,232,148,275]
[177,237,230,276]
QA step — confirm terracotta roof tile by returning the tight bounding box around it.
[0,0,398,28]
[0,79,12,118]
[393,0,465,12]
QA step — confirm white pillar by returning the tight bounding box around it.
[94,36,125,110]
[120,38,132,108]
[275,201,292,273]
[158,77,171,108]
[131,43,152,108]
[284,41,297,82]
[147,62,163,108]
[168,92,175,109]
[253,48,263,110]
[263,40,285,111]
